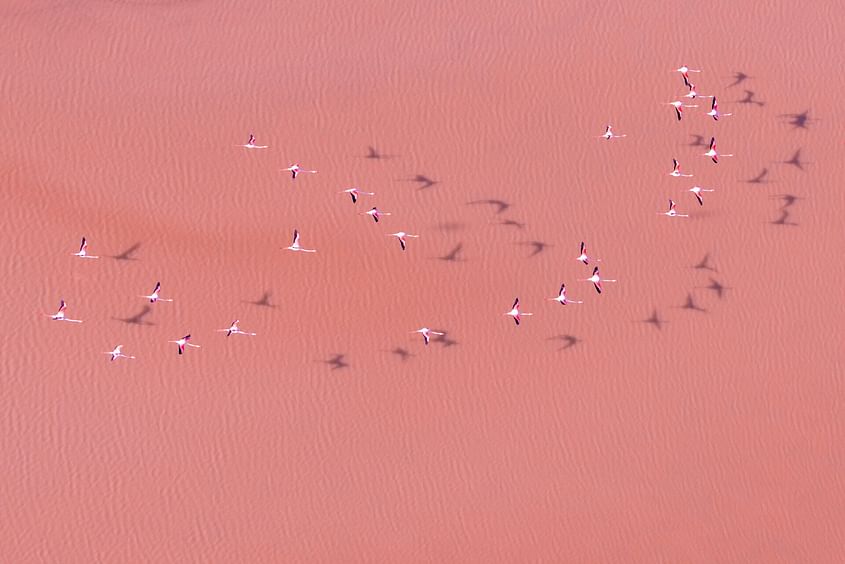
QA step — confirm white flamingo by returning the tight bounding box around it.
[658,199,689,218]
[598,125,626,140]
[235,133,268,149]
[140,282,173,303]
[411,327,445,346]
[284,230,316,253]
[576,241,600,266]
[45,299,82,323]
[669,159,693,178]
[687,185,715,206]
[706,97,733,121]
[704,137,734,163]
[71,237,99,259]
[168,334,200,355]
[217,320,257,337]
[339,187,375,204]
[386,231,419,251]
[579,266,617,294]
[281,164,317,179]
[504,297,533,325]
[547,283,583,305]
[103,345,135,361]
[360,207,391,223]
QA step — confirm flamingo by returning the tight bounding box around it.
[284,230,316,253]
[504,297,533,325]
[71,237,99,259]
[410,327,445,346]
[45,299,82,323]
[103,345,135,362]
[683,83,713,100]
[140,282,173,303]
[360,207,391,223]
[281,164,317,179]
[665,100,698,121]
[217,320,257,337]
[658,199,689,218]
[706,97,733,121]
[598,125,626,140]
[386,231,419,251]
[236,133,268,149]
[687,186,715,206]
[674,65,702,85]
[547,283,583,305]
[704,137,734,163]
[580,266,617,294]
[168,334,200,355]
[339,187,375,204]
[576,241,600,266]
[670,159,693,178]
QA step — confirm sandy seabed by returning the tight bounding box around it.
[1,1,842,562]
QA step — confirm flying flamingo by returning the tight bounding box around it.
[547,283,583,305]
[103,345,135,362]
[169,334,200,355]
[706,97,733,121]
[339,187,375,204]
[674,65,702,84]
[665,100,698,121]
[45,299,82,323]
[576,241,600,266]
[217,320,257,337]
[658,199,689,218]
[281,164,317,179]
[410,327,445,346]
[386,231,419,251]
[71,237,99,259]
[598,125,626,140]
[504,297,533,325]
[284,229,316,253]
[235,133,268,149]
[687,185,715,206]
[140,282,173,303]
[580,266,617,294]
[682,83,713,100]
[669,159,693,178]
[360,207,391,223]
[704,137,734,163]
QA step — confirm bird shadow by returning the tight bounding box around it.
[778,110,815,130]
[736,90,765,106]
[547,334,581,351]
[431,329,458,348]
[517,240,552,257]
[323,353,350,371]
[496,218,526,229]
[770,210,799,227]
[467,199,511,214]
[770,194,802,209]
[244,291,276,309]
[387,347,415,362]
[114,305,155,326]
[780,149,809,171]
[406,174,437,190]
[745,168,770,184]
[641,309,666,330]
[434,243,465,262]
[699,278,731,299]
[431,221,466,234]
[110,242,141,261]
[364,146,397,160]
[727,71,752,88]
[693,253,718,273]
[674,293,708,313]
[688,134,709,148]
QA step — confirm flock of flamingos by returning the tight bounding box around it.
[45,64,731,361]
